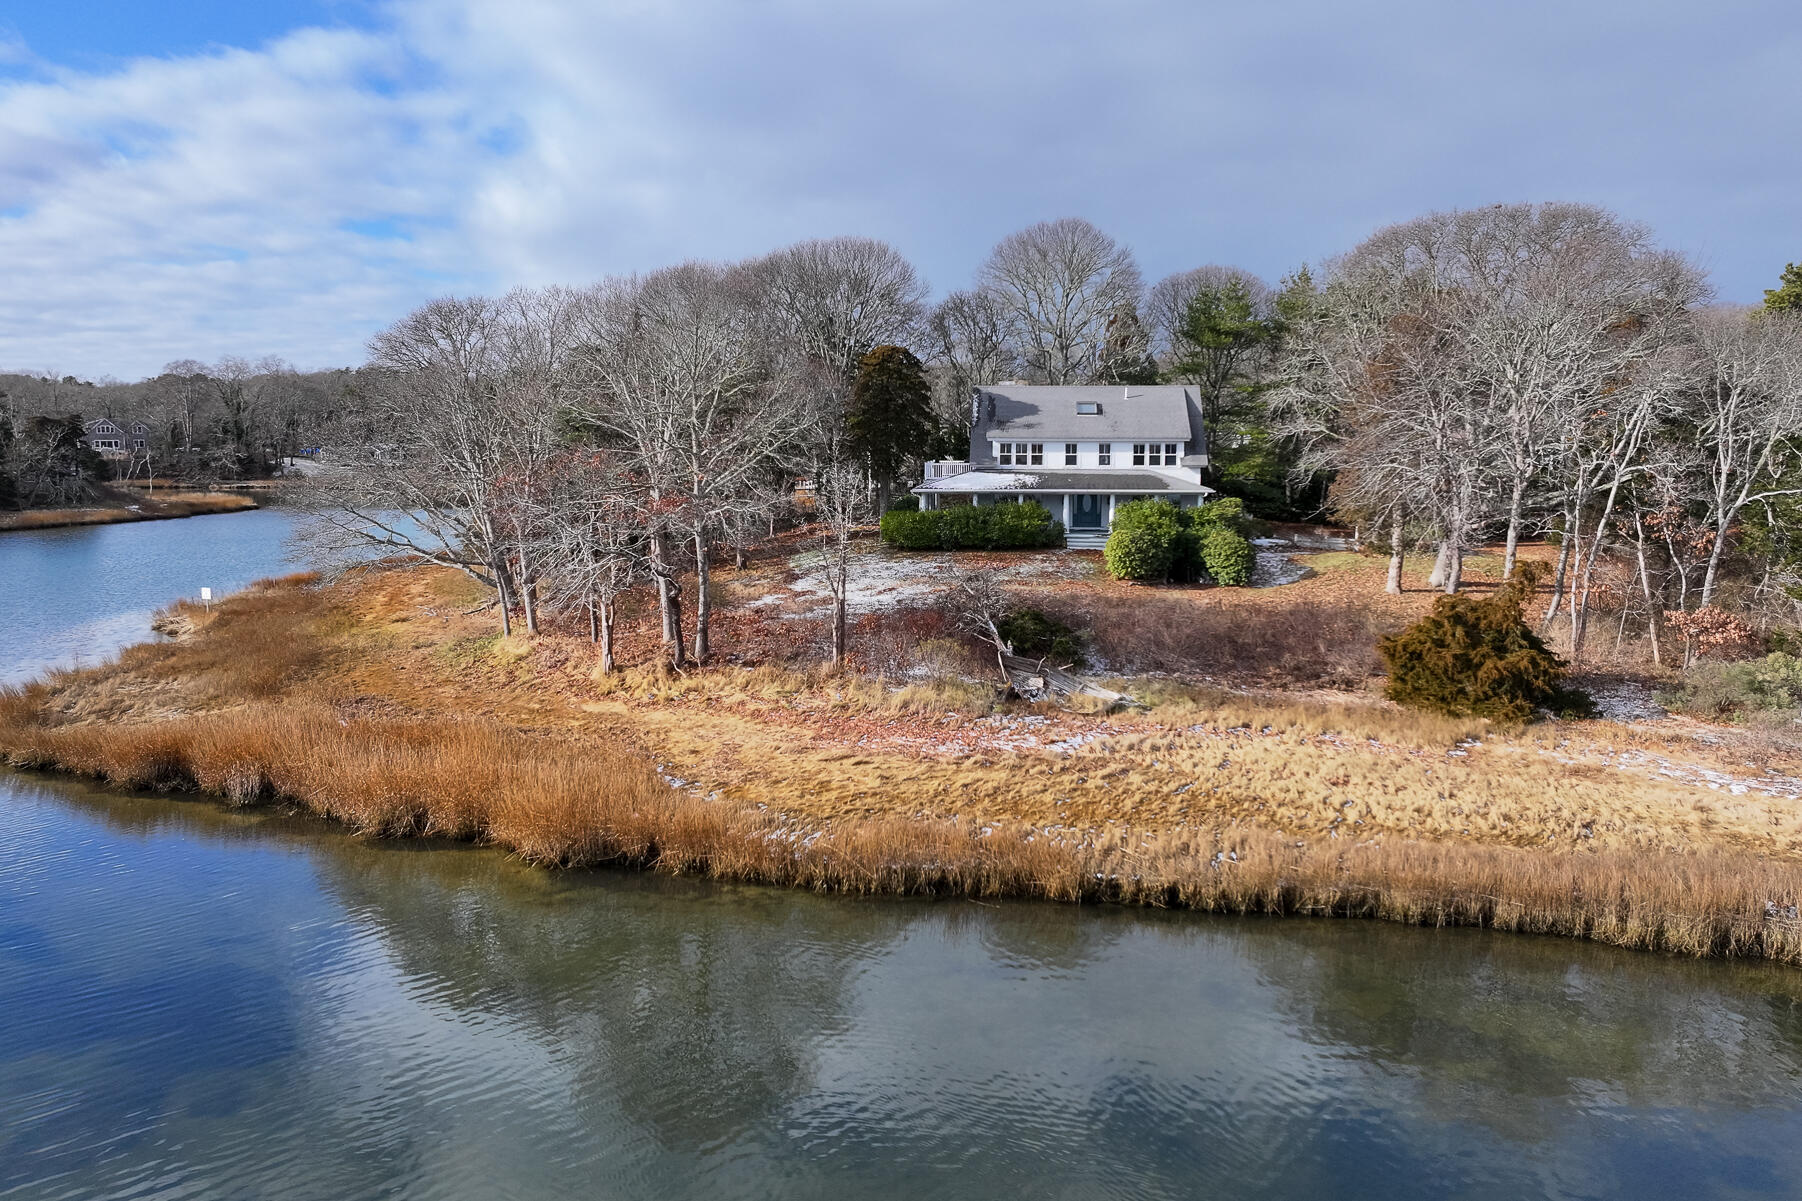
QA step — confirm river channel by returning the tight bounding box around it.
[4,512,1802,1199]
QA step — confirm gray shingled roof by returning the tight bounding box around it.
[916,468,1213,495]
[972,385,1196,442]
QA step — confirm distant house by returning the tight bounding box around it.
[82,418,150,460]
[914,385,1213,548]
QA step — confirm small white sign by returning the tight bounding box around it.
[200,587,213,602]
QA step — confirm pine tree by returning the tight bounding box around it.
[847,344,933,513]
[1765,262,1802,313]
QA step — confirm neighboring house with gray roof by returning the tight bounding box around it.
[914,384,1212,547]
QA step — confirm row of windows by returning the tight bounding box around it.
[1001,442,1182,467]
[1133,443,1180,467]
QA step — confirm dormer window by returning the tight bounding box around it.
[1076,402,1101,415]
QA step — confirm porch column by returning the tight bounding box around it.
[1062,494,1072,529]
[1107,495,1117,527]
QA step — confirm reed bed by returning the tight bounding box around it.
[0,491,257,532]
[4,691,1801,963]
[6,568,1802,965]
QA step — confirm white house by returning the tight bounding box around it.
[914,384,1213,548]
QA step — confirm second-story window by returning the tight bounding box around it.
[997,442,1013,465]
[1028,443,1043,466]
[1132,443,1146,466]
[1164,443,1179,465]
[1098,443,1111,465]
[1064,442,1078,466]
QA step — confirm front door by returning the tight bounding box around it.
[1071,494,1106,530]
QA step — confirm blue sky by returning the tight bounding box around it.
[1,0,1799,379]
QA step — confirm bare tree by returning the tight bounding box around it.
[977,218,1143,384]
[1683,306,1802,606]
[305,294,562,636]
[925,288,1018,446]
[811,456,874,667]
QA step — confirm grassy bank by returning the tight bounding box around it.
[5,569,1802,964]
[0,490,258,532]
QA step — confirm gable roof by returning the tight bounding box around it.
[970,385,1199,452]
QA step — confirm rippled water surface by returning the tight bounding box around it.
[6,514,1802,1199]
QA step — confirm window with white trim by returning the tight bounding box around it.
[1064,442,1077,466]
[1163,442,1179,466]
[1098,442,1111,465]
[1132,443,1145,466]
[995,442,1044,467]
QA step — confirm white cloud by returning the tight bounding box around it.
[1,0,1799,378]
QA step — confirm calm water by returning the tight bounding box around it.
[5,515,1802,1200]
[0,509,301,685]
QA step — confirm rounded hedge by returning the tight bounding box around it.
[1200,526,1254,586]
[1103,523,1174,581]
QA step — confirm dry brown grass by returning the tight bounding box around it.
[7,567,1802,964]
[0,491,257,532]
[4,693,1800,960]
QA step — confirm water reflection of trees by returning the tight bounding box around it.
[27,779,1802,1197]
[1234,919,1802,1131]
[308,844,900,1153]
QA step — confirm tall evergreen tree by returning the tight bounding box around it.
[848,344,933,513]
[1765,262,1802,313]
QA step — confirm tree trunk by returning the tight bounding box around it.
[1442,543,1463,595]
[875,479,892,516]
[1570,472,1629,664]
[599,598,616,675]
[519,555,539,636]
[1385,513,1405,596]
[493,556,514,638]
[1633,512,1662,668]
[1699,514,1734,609]
[830,539,849,667]
[1542,502,1578,631]
[1501,476,1528,580]
[588,592,599,643]
[649,532,686,669]
[693,530,711,662]
[1427,541,1450,590]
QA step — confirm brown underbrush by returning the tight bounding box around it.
[1037,590,1394,684]
[5,567,1802,965]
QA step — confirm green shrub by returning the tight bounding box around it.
[1104,500,1182,580]
[938,503,990,548]
[1104,523,1174,580]
[1200,525,1254,586]
[880,509,942,549]
[1659,652,1802,721]
[1192,496,1247,531]
[1104,498,1256,584]
[886,495,920,512]
[879,500,1063,551]
[988,500,1064,549]
[997,608,1084,667]
[1378,566,1592,722]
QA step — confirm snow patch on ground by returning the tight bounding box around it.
[1584,678,1668,723]
[777,546,1094,616]
[1250,540,1312,588]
